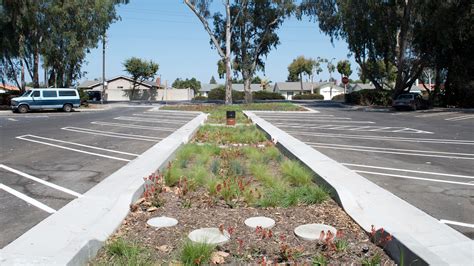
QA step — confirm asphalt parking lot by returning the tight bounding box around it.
[253,103,473,238]
[0,106,198,248]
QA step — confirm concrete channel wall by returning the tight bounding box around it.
[0,112,207,266]
[244,111,473,266]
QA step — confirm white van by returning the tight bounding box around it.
[11,88,80,113]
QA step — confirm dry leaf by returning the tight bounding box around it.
[147,206,158,212]
[210,251,229,264]
[156,245,172,253]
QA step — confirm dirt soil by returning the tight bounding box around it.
[93,188,394,265]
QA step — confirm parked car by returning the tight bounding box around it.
[392,93,429,111]
[11,88,80,113]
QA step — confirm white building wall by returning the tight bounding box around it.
[320,85,343,100]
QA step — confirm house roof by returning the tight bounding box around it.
[77,76,159,89]
[274,82,331,91]
[350,83,376,91]
[0,84,20,91]
[200,83,264,92]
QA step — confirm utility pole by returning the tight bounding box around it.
[101,32,107,104]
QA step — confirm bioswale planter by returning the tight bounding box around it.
[244,111,473,266]
[0,112,207,266]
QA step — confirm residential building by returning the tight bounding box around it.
[78,76,193,101]
[199,83,263,97]
[0,84,20,94]
[273,82,332,100]
[348,83,376,93]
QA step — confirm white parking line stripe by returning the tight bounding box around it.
[115,116,189,124]
[342,163,474,179]
[368,127,392,132]
[416,112,458,118]
[23,135,140,156]
[287,131,474,145]
[309,144,474,160]
[354,171,474,186]
[0,184,56,213]
[274,120,375,125]
[445,115,474,121]
[259,117,350,121]
[0,164,82,197]
[61,127,161,142]
[439,220,474,228]
[16,136,132,162]
[91,121,176,132]
[133,113,194,120]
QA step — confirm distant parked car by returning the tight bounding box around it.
[11,88,80,113]
[392,93,429,111]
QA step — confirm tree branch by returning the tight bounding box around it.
[184,0,226,58]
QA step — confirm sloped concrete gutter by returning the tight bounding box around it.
[0,112,207,266]
[244,111,473,265]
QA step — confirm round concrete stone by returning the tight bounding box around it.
[146,216,178,228]
[244,216,275,229]
[294,224,337,241]
[188,228,230,245]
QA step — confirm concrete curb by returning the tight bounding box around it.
[244,111,473,265]
[0,112,207,265]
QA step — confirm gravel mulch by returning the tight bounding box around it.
[93,188,394,265]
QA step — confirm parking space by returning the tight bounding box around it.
[0,106,198,248]
[253,105,474,238]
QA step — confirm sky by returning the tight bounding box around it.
[80,0,356,85]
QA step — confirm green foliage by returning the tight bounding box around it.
[335,239,349,252]
[164,163,183,187]
[252,90,285,100]
[193,95,207,101]
[208,86,244,101]
[345,89,392,106]
[105,238,150,266]
[288,56,316,82]
[331,94,345,101]
[179,240,215,265]
[292,94,324,100]
[281,160,313,186]
[123,57,159,100]
[195,125,267,144]
[312,253,328,266]
[172,77,201,94]
[361,252,382,266]
[336,60,352,78]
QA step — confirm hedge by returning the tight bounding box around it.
[193,95,207,101]
[292,94,324,100]
[331,94,345,101]
[253,90,285,100]
[345,89,392,106]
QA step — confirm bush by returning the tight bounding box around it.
[207,86,244,101]
[193,95,207,101]
[0,94,17,106]
[345,89,392,106]
[252,90,285,100]
[292,94,324,100]
[331,94,345,101]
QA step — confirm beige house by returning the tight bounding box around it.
[273,82,333,100]
[78,76,193,101]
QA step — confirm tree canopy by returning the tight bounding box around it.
[172,77,201,93]
[287,56,315,90]
[123,57,159,100]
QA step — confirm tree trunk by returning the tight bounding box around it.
[393,0,411,99]
[299,73,303,93]
[224,0,232,105]
[20,60,25,92]
[33,45,40,87]
[243,70,252,103]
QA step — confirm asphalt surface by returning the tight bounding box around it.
[0,106,198,248]
[254,102,474,238]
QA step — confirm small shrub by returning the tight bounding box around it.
[312,253,328,266]
[331,94,345,101]
[187,165,208,189]
[105,238,150,265]
[179,240,215,265]
[292,94,324,100]
[229,159,246,176]
[249,163,273,187]
[280,160,313,186]
[335,239,349,252]
[164,163,183,186]
[361,252,382,266]
[210,159,221,175]
[263,146,282,162]
[193,95,207,101]
[208,86,244,101]
[252,90,285,100]
[295,185,328,205]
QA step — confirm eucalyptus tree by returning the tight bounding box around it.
[213,0,294,102]
[300,0,424,98]
[123,57,159,100]
[184,0,234,104]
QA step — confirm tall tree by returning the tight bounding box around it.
[301,0,424,98]
[336,60,352,81]
[172,77,201,94]
[288,56,316,92]
[184,0,236,104]
[213,1,294,103]
[209,75,217,84]
[123,57,159,100]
